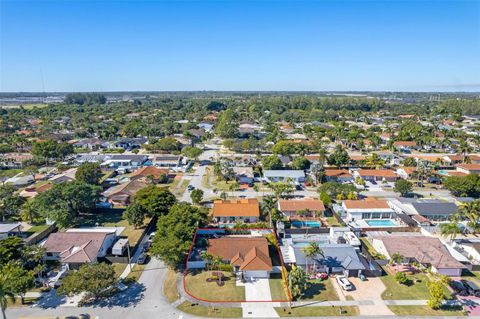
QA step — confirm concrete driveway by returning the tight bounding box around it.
[240,278,279,318]
[333,276,394,315]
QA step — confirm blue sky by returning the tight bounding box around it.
[1,0,479,92]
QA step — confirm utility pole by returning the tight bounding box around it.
[127,244,132,271]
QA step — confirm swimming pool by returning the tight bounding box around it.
[291,220,321,228]
[365,219,396,227]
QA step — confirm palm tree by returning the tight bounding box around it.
[439,222,462,242]
[458,201,480,235]
[0,271,15,319]
[302,242,323,274]
[200,252,214,271]
[261,196,278,226]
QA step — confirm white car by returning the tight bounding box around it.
[336,275,353,291]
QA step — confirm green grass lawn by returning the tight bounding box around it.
[178,302,242,318]
[0,168,23,178]
[23,224,50,236]
[185,270,245,302]
[325,216,344,227]
[112,263,127,278]
[125,264,145,282]
[80,209,150,245]
[388,305,466,316]
[299,278,339,301]
[275,306,359,317]
[164,268,180,303]
[381,272,452,300]
[175,179,190,195]
[269,274,290,301]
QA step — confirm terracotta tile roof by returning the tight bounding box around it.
[207,237,272,271]
[447,171,468,176]
[44,231,112,264]
[349,155,366,161]
[130,166,169,179]
[407,154,443,162]
[393,141,417,147]
[457,164,480,171]
[278,198,325,212]
[324,169,352,178]
[212,199,260,217]
[444,155,464,162]
[103,179,148,198]
[357,169,397,178]
[400,167,416,175]
[343,199,390,210]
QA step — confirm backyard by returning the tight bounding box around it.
[185,270,245,302]
[80,209,151,245]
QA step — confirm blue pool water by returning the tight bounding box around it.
[291,220,321,228]
[365,219,396,227]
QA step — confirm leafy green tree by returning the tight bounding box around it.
[394,272,411,285]
[31,181,101,228]
[215,109,238,138]
[403,157,417,167]
[0,237,24,267]
[270,182,294,199]
[439,222,462,242]
[272,140,297,155]
[262,155,283,170]
[75,162,102,185]
[0,184,25,221]
[319,191,332,207]
[190,189,204,205]
[291,156,311,170]
[427,281,446,309]
[394,179,413,197]
[148,137,182,152]
[181,146,203,161]
[318,182,357,199]
[0,269,15,319]
[288,265,308,299]
[457,200,480,234]
[58,263,116,301]
[327,146,349,167]
[150,203,208,268]
[443,174,480,197]
[1,261,34,304]
[123,202,146,229]
[31,140,73,162]
[133,186,177,217]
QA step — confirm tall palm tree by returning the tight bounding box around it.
[439,222,462,242]
[261,195,278,226]
[0,271,15,319]
[459,201,480,235]
[302,242,323,274]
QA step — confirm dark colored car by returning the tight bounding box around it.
[450,280,468,296]
[462,280,480,297]
[137,253,147,265]
[187,185,195,191]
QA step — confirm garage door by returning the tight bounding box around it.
[244,270,269,278]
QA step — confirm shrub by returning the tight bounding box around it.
[395,272,411,285]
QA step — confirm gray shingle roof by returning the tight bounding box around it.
[412,202,458,216]
[293,244,365,271]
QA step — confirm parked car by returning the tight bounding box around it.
[450,280,468,296]
[142,241,151,251]
[462,280,480,297]
[187,185,195,191]
[147,232,156,242]
[336,275,353,291]
[137,253,147,265]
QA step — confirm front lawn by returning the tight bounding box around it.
[275,306,359,317]
[388,305,466,316]
[0,168,23,178]
[184,270,245,302]
[126,264,145,282]
[112,263,127,278]
[178,301,242,318]
[381,272,452,300]
[164,268,180,303]
[299,278,339,301]
[269,274,290,301]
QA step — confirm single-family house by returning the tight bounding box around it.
[411,201,458,222]
[0,223,22,240]
[43,230,116,269]
[73,138,107,150]
[101,154,148,170]
[4,175,35,187]
[103,179,148,206]
[207,237,272,278]
[354,169,398,182]
[130,166,170,182]
[153,155,182,168]
[232,167,254,184]
[212,199,260,224]
[263,170,305,183]
[20,182,53,198]
[49,168,77,184]
[109,137,147,150]
[342,199,395,221]
[324,169,353,183]
[396,167,416,179]
[278,198,325,218]
[0,153,33,169]
[456,164,480,175]
[443,155,465,165]
[393,141,418,152]
[371,235,466,276]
